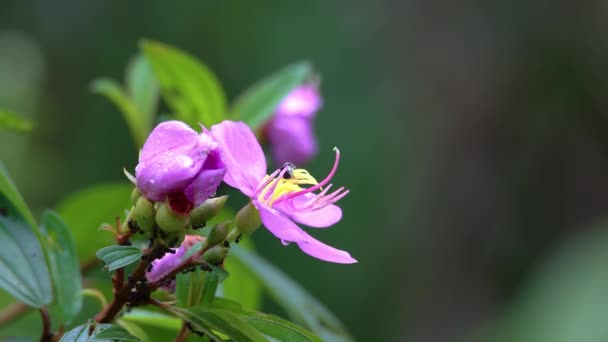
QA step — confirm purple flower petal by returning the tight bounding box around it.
[267,116,318,166]
[138,121,201,163]
[296,238,357,264]
[276,194,342,228]
[210,121,266,197]
[147,235,203,283]
[275,85,322,119]
[255,200,356,264]
[136,146,205,202]
[183,149,226,206]
[135,121,226,204]
[254,200,307,242]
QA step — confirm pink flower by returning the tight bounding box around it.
[211,120,356,264]
[146,235,204,287]
[266,85,321,166]
[135,121,226,212]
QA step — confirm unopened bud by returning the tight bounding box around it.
[162,230,186,247]
[189,195,228,226]
[156,202,188,233]
[132,197,156,232]
[202,245,229,265]
[235,201,261,234]
[207,221,230,246]
[131,187,142,205]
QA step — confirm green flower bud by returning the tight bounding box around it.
[131,187,142,205]
[156,202,188,233]
[132,196,156,233]
[189,195,228,227]
[235,201,261,235]
[202,245,229,265]
[207,221,230,246]
[161,230,186,247]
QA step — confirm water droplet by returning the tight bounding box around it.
[281,240,291,246]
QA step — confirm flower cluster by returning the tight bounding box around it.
[133,91,355,265]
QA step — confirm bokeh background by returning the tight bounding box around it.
[3,1,608,341]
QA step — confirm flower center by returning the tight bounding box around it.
[257,165,319,205]
[254,148,346,209]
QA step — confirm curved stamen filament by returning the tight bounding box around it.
[276,148,341,204]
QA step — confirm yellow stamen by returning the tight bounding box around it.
[258,168,319,205]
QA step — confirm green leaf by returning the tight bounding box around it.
[243,314,322,342]
[177,307,268,342]
[140,40,226,128]
[121,308,182,331]
[208,297,320,342]
[176,268,208,308]
[40,210,82,324]
[195,264,229,309]
[0,108,34,132]
[93,324,141,341]
[0,164,52,308]
[223,236,262,310]
[60,322,111,342]
[0,162,37,227]
[230,61,312,131]
[231,247,354,342]
[126,53,159,131]
[96,245,142,271]
[91,79,146,147]
[56,183,133,261]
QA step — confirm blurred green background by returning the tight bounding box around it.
[4,1,608,341]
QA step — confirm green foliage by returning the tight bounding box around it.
[231,247,354,342]
[222,236,262,311]
[210,298,321,342]
[230,61,312,131]
[40,210,82,325]
[140,40,226,128]
[0,108,34,132]
[56,183,132,261]
[0,162,37,228]
[483,225,608,342]
[0,164,52,308]
[126,54,159,131]
[176,268,208,308]
[93,324,142,341]
[60,322,111,342]
[96,245,142,271]
[171,306,268,342]
[242,313,321,342]
[119,309,182,342]
[91,54,158,147]
[201,265,229,308]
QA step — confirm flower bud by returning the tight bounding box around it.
[207,221,230,246]
[189,195,228,227]
[235,201,261,234]
[202,245,229,265]
[131,187,142,205]
[131,196,156,233]
[161,230,186,247]
[155,202,188,233]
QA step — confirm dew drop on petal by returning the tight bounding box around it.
[281,240,291,246]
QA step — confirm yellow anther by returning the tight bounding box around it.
[258,168,319,205]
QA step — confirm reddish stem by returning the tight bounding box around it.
[39,307,52,342]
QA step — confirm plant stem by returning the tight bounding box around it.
[39,307,52,342]
[94,246,157,323]
[173,323,191,342]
